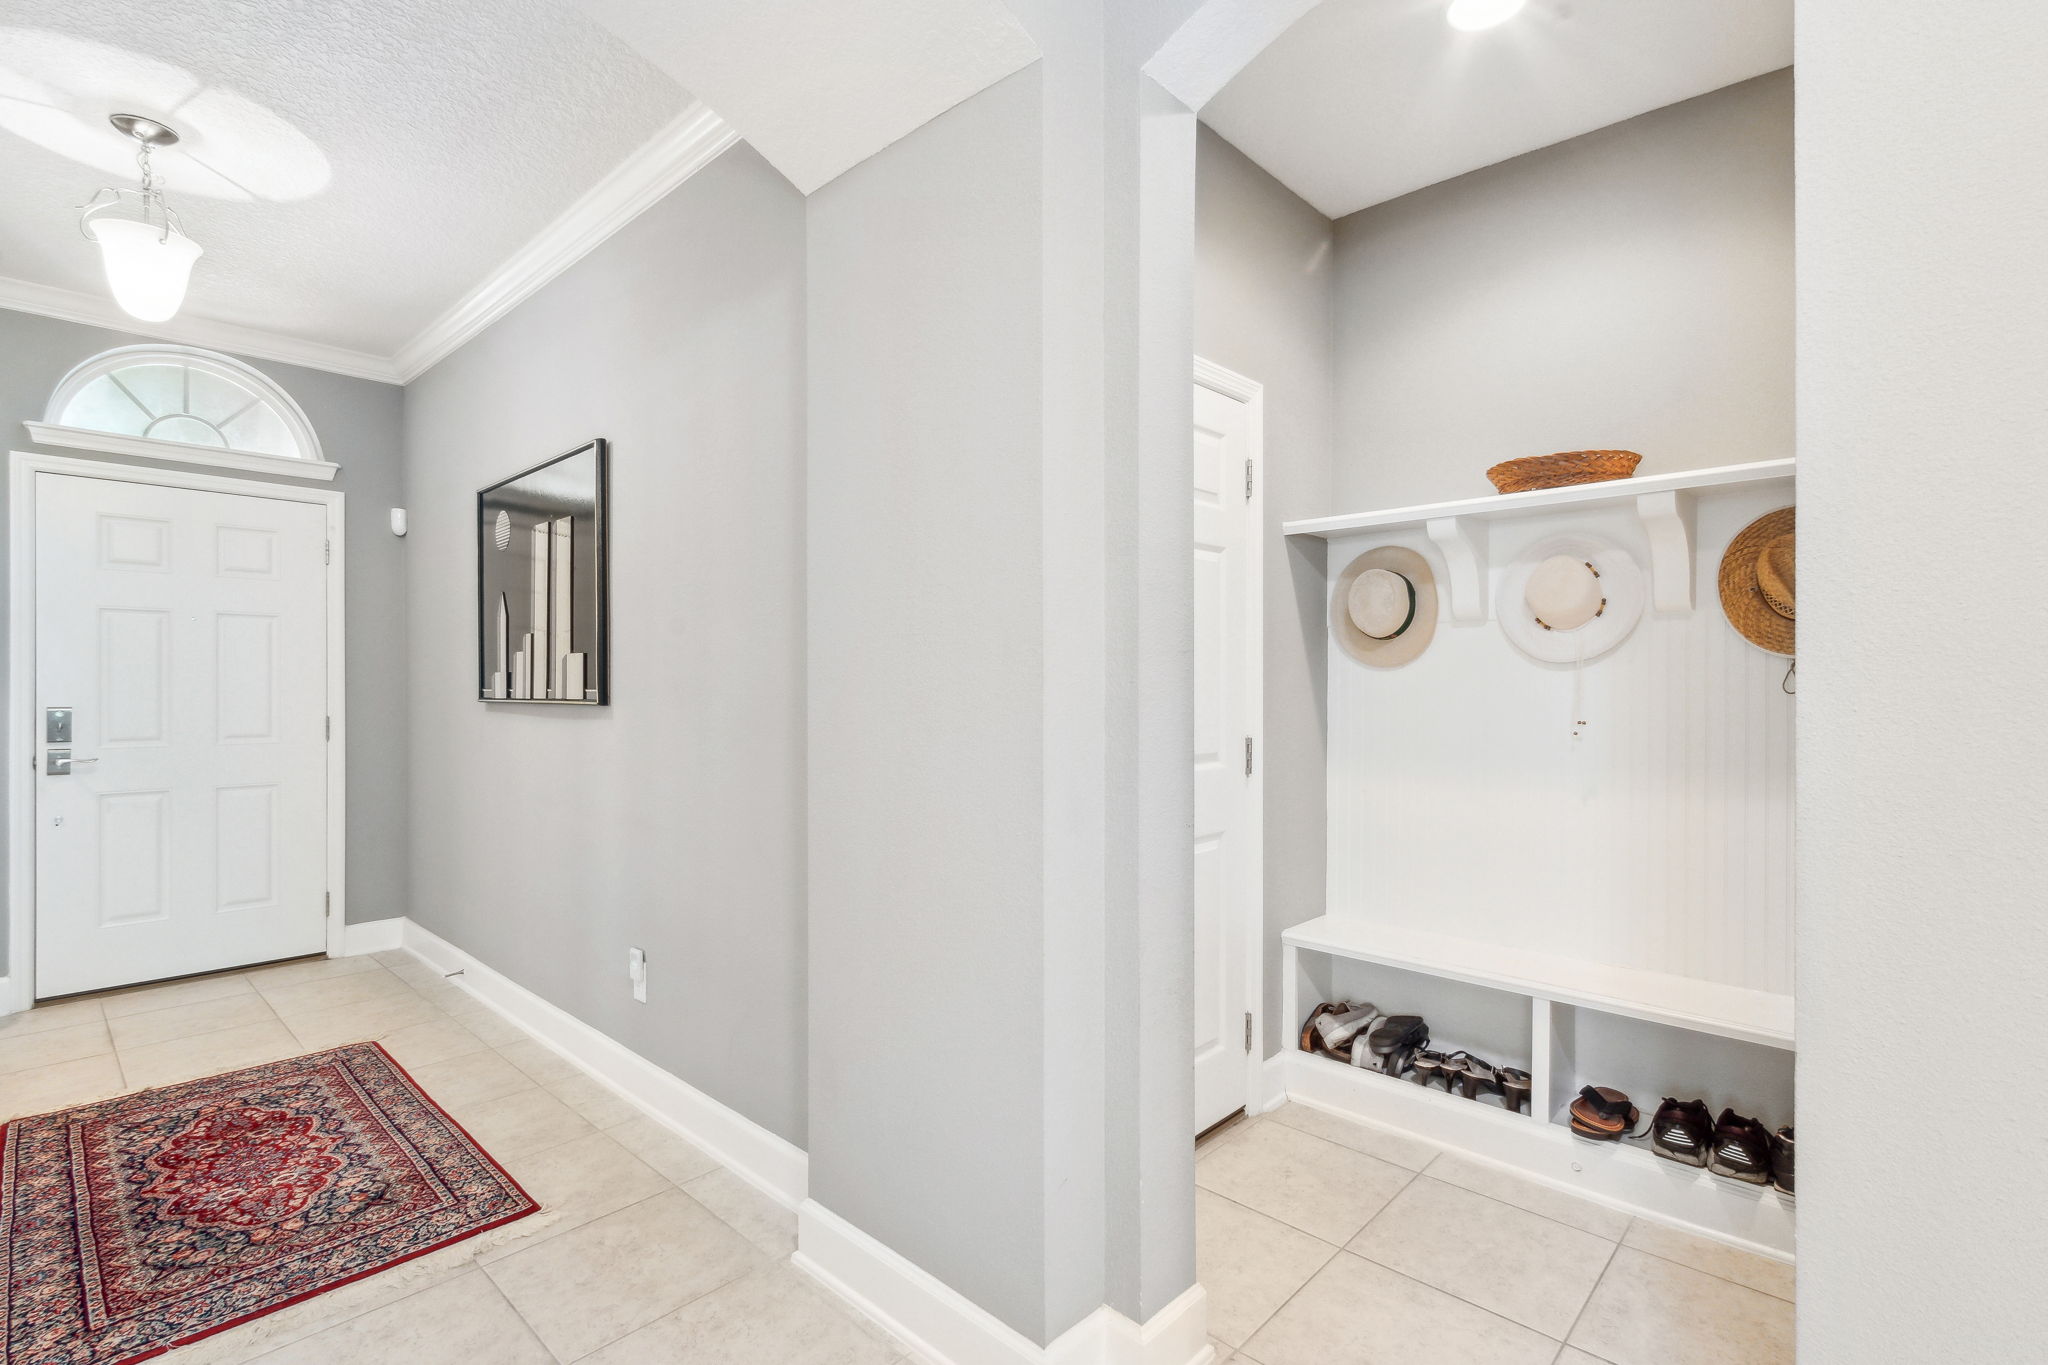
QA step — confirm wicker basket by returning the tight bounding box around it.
[1486,450,1642,494]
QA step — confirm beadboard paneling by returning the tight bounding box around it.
[1324,484,1794,996]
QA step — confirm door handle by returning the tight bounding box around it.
[44,751,98,776]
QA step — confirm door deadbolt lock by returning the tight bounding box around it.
[45,708,72,743]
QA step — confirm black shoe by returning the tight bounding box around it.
[1650,1098,1714,1167]
[1707,1109,1774,1184]
[1771,1127,1794,1197]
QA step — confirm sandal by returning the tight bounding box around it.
[1436,1051,1472,1094]
[1367,1015,1428,1076]
[1411,1049,1446,1089]
[1317,1003,1382,1055]
[1568,1085,1642,1141]
[1459,1056,1501,1102]
[1299,1002,1347,1057]
[1498,1068,1532,1114]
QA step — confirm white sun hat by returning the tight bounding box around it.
[1331,546,1438,668]
[1496,533,1645,664]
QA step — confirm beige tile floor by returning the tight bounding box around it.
[1196,1105,1795,1365]
[2,956,1796,1365]
[0,952,908,1365]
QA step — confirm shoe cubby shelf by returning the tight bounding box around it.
[1280,927,1797,1257]
[1283,916,1793,1050]
[1280,458,1794,621]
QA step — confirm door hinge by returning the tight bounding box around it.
[1245,458,1254,502]
[325,716,331,740]
[324,540,331,564]
[1245,736,1254,777]
[325,891,332,919]
[1245,1012,1253,1052]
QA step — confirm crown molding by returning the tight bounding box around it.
[391,101,739,383]
[0,275,402,384]
[0,100,738,390]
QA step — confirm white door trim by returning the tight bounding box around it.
[5,450,346,1012]
[1192,357,1266,1118]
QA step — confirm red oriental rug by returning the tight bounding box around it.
[1,1042,536,1365]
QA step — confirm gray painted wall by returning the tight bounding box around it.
[401,143,809,1146]
[1194,124,1335,1062]
[1332,71,1794,510]
[0,307,407,979]
[1797,1,2048,1354]
[806,67,1053,1336]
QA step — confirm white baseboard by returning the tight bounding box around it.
[395,918,807,1210]
[384,915,1209,1365]
[795,1202,1212,1365]
[338,917,405,956]
[1258,1052,1288,1114]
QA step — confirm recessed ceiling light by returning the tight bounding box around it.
[1447,0,1527,32]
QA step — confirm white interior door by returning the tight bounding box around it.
[1193,377,1257,1133]
[34,471,329,998]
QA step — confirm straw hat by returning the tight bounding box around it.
[1496,534,1645,664]
[1719,507,1795,655]
[1332,546,1437,668]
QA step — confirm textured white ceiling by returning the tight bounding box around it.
[0,0,688,356]
[1201,0,1792,218]
[573,0,1039,195]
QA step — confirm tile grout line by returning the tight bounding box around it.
[474,1188,753,1365]
[1226,1114,1629,1249]
[1338,1166,1599,1343]
[1552,1234,1625,1358]
[1613,1236,1794,1303]
[1195,1178,1352,1250]
[1207,1130,1633,1350]
[110,1003,290,1059]
[1204,1157,1414,1353]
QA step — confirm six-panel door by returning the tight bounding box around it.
[34,472,329,997]
[1193,382,1253,1133]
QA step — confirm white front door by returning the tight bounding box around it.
[1192,377,1257,1132]
[34,471,330,998]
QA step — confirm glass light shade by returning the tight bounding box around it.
[1447,0,1526,31]
[86,217,202,323]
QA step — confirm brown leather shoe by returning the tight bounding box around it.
[1650,1098,1714,1167]
[1707,1109,1774,1184]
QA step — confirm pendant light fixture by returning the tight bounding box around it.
[78,114,202,323]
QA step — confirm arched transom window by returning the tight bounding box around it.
[33,345,333,480]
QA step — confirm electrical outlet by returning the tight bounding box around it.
[628,947,647,1003]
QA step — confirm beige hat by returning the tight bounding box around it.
[1332,546,1437,668]
[1497,534,1645,664]
[1720,507,1795,656]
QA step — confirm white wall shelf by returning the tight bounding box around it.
[1281,459,1794,539]
[1284,915,1793,1049]
[1285,459,1793,620]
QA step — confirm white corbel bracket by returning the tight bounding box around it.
[1424,516,1489,622]
[1635,490,1697,613]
